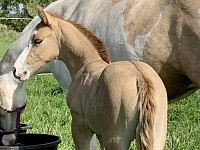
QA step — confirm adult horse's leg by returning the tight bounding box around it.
[90,134,98,150]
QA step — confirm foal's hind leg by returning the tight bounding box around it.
[136,107,167,150]
[102,136,129,150]
[152,102,167,150]
[71,115,95,150]
[101,129,131,150]
[135,99,167,150]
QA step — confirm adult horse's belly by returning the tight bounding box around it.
[157,65,198,102]
[140,44,198,101]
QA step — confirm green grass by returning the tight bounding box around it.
[1,29,200,149]
[166,93,200,150]
[22,75,75,149]
[0,27,19,57]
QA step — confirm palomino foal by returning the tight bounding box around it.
[13,6,168,149]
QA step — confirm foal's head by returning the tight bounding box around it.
[13,5,61,81]
[13,5,110,81]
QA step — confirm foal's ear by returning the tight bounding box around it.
[36,4,53,27]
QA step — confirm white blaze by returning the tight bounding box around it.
[14,30,37,80]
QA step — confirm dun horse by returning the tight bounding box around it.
[13,6,168,149]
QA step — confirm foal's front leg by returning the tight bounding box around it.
[71,114,94,150]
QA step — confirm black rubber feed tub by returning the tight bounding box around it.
[0,133,61,150]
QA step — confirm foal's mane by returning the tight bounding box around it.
[50,13,111,63]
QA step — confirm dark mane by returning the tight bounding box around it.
[49,13,111,63]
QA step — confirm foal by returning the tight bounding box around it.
[13,5,167,150]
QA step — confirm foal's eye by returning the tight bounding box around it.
[34,39,43,45]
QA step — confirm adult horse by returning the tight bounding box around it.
[13,6,168,149]
[0,0,199,147]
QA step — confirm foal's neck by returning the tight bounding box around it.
[58,20,105,78]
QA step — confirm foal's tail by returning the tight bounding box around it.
[137,77,156,150]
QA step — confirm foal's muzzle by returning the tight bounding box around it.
[12,67,27,81]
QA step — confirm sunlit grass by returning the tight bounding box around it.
[0,26,19,57]
[166,92,200,150]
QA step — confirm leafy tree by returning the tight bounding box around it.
[0,0,55,31]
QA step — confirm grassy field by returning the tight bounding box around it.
[0,26,19,56]
[0,28,199,149]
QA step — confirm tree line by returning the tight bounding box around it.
[0,0,55,31]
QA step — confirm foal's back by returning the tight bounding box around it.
[96,61,167,149]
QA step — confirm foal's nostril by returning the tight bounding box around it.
[23,71,27,75]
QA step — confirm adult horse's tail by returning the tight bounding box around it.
[136,77,156,150]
